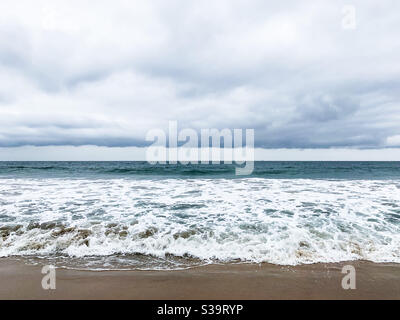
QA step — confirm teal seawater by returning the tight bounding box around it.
[1,161,399,269]
[0,161,399,179]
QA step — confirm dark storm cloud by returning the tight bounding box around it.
[0,0,400,149]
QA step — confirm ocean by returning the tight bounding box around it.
[0,161,399,270]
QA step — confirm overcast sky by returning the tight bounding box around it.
[0,0,399,159]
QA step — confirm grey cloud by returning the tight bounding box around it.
[0,0,399,149]
[295,95,359,122]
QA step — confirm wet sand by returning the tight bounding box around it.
[0,258,399,299]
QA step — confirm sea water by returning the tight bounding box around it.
[0,161,399,270]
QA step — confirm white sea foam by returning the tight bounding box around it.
[0,178,399,268]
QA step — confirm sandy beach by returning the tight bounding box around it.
[0,258,399,300]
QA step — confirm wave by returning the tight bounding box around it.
[1,161,400,180]
[1,178,399,269]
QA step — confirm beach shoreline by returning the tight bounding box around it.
[1,258,399,300]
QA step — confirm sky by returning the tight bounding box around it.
[0,0,399,160]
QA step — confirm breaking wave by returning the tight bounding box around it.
[1,177,399,269]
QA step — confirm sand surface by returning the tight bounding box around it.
[0,258,399,299]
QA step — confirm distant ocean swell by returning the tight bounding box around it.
[1,161,400,179]
[1,176,399,269]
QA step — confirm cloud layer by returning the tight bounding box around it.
[0,0,400,148]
